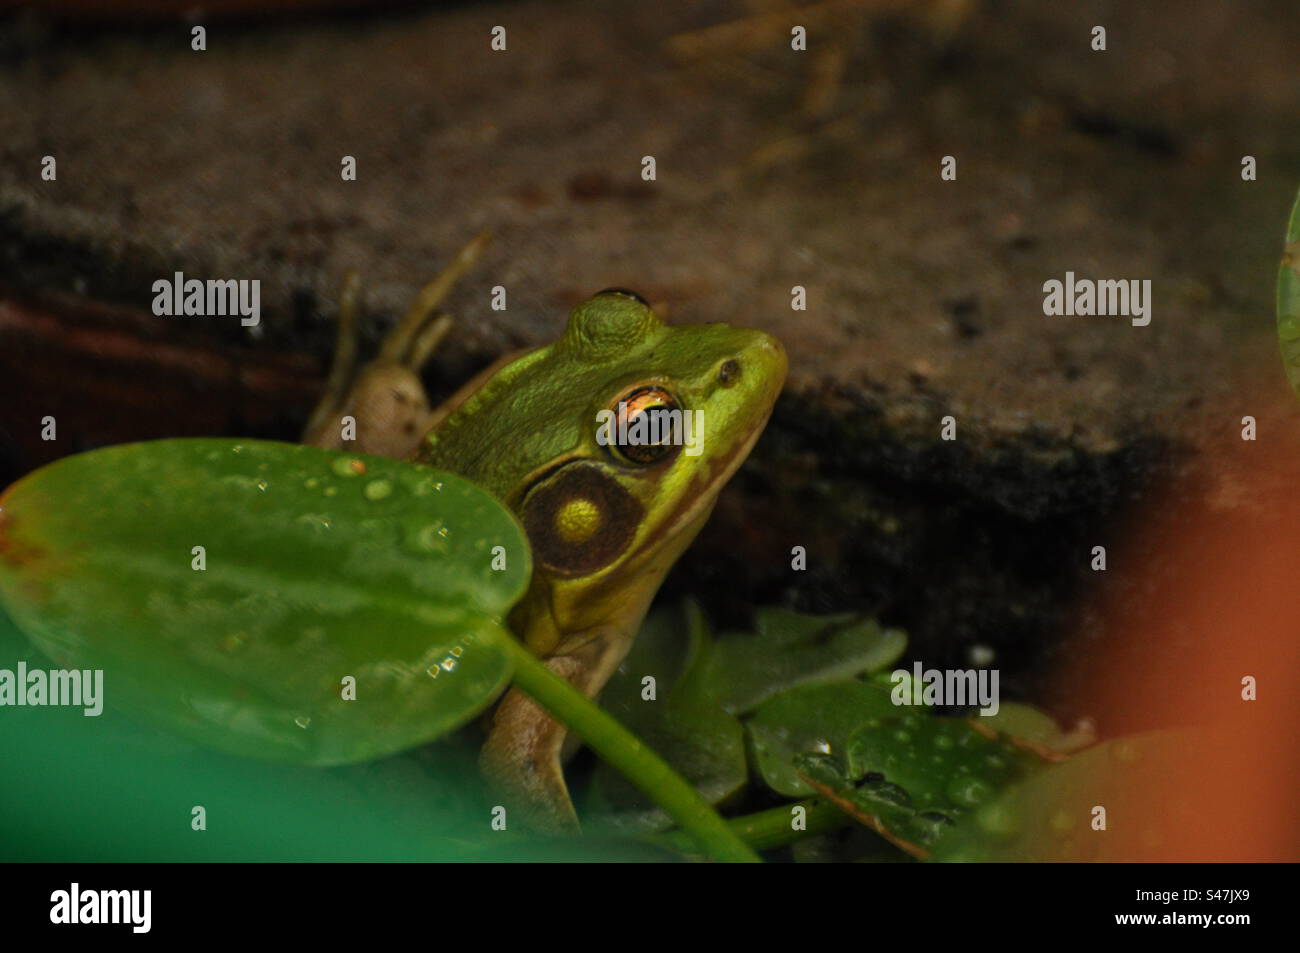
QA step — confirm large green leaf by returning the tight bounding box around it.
[0,600,686,861]
[0,438,530,765]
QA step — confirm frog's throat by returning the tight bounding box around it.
[511,493,710,654]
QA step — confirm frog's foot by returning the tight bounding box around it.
[479,631,629,834]
[480,655,586,834]
[301,230,491,458]
[302,269,363,447]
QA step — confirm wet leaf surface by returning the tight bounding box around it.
[749,673,1082,859]
[0,438,530,765]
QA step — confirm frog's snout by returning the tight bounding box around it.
[729,330,787,406]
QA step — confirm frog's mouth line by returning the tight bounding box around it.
[626,401,777,566]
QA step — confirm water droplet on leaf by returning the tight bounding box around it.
[364,479,393,500]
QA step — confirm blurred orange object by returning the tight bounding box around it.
[1058,391,1300,861]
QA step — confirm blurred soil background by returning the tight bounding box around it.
[2,0,1300,724]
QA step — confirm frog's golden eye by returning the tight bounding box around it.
[596,287,649,306]
[606,385,681,465]
[717,359,741,387]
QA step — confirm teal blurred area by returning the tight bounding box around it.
[0,601,504,861]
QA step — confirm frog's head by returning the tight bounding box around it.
[421,289,786,653]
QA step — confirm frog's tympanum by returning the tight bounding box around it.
[306,245,786,830]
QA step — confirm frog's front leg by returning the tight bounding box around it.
[480,628,633,832]
[302,232,489,458]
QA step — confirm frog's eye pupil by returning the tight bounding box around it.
[717,359,741,386]
[607,386,681,465]
[621,440,673,464]
[596,287,649,306]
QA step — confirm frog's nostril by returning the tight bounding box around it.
[717,359,741,386]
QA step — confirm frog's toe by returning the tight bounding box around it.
[377,230,491,367]
[403,312,453,372]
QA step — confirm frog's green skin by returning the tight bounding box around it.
[310,278,785,830]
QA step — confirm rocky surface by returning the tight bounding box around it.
[3,0,1299,710]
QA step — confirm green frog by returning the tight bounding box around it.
[303,235,786,830]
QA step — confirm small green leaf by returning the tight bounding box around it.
[1278,184,1300,400]
[700,608,906,715]
[749,676,1056,816]
[777,705,1061,859]
[747,680,898,796]
[586,603,747,833]
[0,439,530,766]
[590,605,906,833]
[792,752,946,858]
[980,701,1094,754]
[842,712,1040,818]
